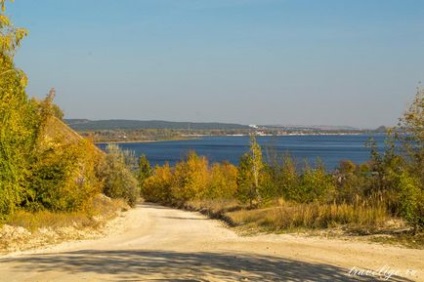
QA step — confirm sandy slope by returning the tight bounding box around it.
[0,203,422,282]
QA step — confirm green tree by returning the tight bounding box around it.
[299,160,335,203]
[397,171,423,234]
[396,86,424,232]
[278,154,300,201]
[0,0,30,216]
[334,160,369,205]
[138,154,151,195]
[237,134,264,208]
[98,144,139,207]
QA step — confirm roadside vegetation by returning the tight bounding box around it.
[0,1,139,251]
[139,87,424,246]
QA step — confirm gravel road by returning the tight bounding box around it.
[0,203,422,281]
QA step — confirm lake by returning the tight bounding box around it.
[98,134,386,171]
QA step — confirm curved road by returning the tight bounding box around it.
[0,203,422,281]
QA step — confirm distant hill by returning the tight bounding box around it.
[65,119,250,131]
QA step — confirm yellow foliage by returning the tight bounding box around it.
[142,163,173,203]
[142,153,239,204]
[207,162,238,200]
[172,151,210,202]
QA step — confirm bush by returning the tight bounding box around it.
[142,163,173,203]
[98,144,139,207]
[24,139,103,212]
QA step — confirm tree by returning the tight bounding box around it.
[142,163,173,203]
[0,1,106,216]
[0,0,30,216]
[334,160,368,205]
[25,139,102,212]
[237,134,264,208]
[299,160,335,203]
[278,154,299,201]
[98,144,140,207]
[171,151,209,203]
[206,162,238,200]
[138,154,151,194]
[366,136,400,203]
[397,86,424,232]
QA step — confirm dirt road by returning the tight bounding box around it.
[0,203,422,281]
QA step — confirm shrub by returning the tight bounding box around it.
[98,144,139,207]
[24,139,102,212]
[142,163,173,203]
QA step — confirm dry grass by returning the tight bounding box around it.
[185,199,240,214]
[4,210,95,233]
[182,200,393,234]
[227,203,392,234]
[183,199,240,225]
[3,194,128,232]
[0,194,129,254]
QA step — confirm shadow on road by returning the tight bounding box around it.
[1,249,413,281]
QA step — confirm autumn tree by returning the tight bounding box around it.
[142,163,173,203]
[0,0,30,216]
[172,151,209,203]
[206,162,238,200]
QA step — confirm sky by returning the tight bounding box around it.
[7,0,424,128]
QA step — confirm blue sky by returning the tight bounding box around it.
[7,0,424,128]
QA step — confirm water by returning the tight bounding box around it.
[98,135,386,171]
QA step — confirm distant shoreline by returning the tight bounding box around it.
[95,137,196,145]
[94,132,378,145]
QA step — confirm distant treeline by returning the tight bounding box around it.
[66,119,251,131]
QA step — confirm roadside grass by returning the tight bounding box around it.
[2,195,127,232]
[0,194,128,253]
[2,195,126,233]
[183,199,422,249]
[226,203,390,234]
[4,210,95,233]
